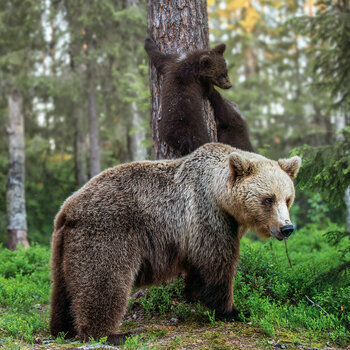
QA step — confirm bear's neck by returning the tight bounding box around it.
[208,163,248,237]
[174,52,202,84]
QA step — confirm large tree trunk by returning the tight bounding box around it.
[87,66,101,177]
[146,0,216,159]
[74,106,88,185]
[6,89,29,250]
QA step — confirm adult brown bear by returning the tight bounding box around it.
[50,143,301,345]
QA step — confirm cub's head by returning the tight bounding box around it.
[199,44,232,89]
[223,151,302,241]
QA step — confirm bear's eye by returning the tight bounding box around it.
[286,198,291,206]
[264,197,274,205]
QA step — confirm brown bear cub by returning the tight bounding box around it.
[145,38,254,155]
[205,85,254,152]
[145,38,232,157]
[50,143,301,345]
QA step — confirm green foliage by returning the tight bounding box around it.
[123,334,143,349]
[140,279,184,317]
[0,224,348,345]
[292,127,350,207]
[0,0,44,88]
[0,245,50,343]
[137,279,217,324]
[289,1,350,230]
[317,229,350,287]
[25,137,77,245]
[235,224,349,344]
[0,0,150,246]
[55,332,68,344]
[209,0,332,161]
[292,0,350,108]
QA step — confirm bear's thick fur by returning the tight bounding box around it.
[205,86,254,152]
[50,143,301,345]
[145,38,232,157]
[145,38,254,155]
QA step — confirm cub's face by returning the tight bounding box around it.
[225,152,302,241]
[199,44,232,89]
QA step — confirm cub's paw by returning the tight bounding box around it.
[144,37,156,51]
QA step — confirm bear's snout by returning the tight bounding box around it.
[221,78,232,89]
[280,225,295,239]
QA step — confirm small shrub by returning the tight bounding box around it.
[123,334,142,349]
[140,279,184,317]
[235,223,349,344]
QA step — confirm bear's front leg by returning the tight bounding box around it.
[184,265,239,321]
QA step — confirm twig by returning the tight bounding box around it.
[305,295,329,314]
[284,239,293,268]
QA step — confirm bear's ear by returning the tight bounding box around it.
[278,156,302,179]
[228,152,255,181]
[200,55,213,69]
[212,43,226,55]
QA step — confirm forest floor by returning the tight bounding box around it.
[4,299,347,350]
[1,236,348,350]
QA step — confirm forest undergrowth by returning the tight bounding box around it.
[0,223,349,349]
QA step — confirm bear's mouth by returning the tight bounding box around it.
[270,229,284,241]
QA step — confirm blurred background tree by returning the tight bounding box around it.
[208,0,348,229]
[0,0,348,246]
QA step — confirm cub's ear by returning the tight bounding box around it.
[200,55,213,69]
[228,152,255,181]
[212,43,226,55]
[278,156,302,178]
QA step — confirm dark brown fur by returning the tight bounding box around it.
[145,38,231,157]
[145,38,254,154]
[206,87,254,152]
[50,143,301,344]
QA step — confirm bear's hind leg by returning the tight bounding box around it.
[71,271,135,344]
[50,225,76,338]
[50,278,76,338]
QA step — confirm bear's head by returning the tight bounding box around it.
[221,151,302,240]
[199,44,232,89]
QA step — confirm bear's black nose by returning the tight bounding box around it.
[280,225,295,238]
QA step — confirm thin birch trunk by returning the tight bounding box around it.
[74,106,88,185]
[6,89,29,250]
[130,101,147,161]
[87,66,101,177]
[335,111,350,231]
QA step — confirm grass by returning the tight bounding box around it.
[0,245,50,344]
[234,223,349,343]
[0,222,348,348]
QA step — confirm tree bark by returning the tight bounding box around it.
[87,66,101,177]
[130,101,148,161]
[335,110,350,231]
[345,188,350,232]
[74,106,88,185]
[6,89,29,250]
[146,0,216,159]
